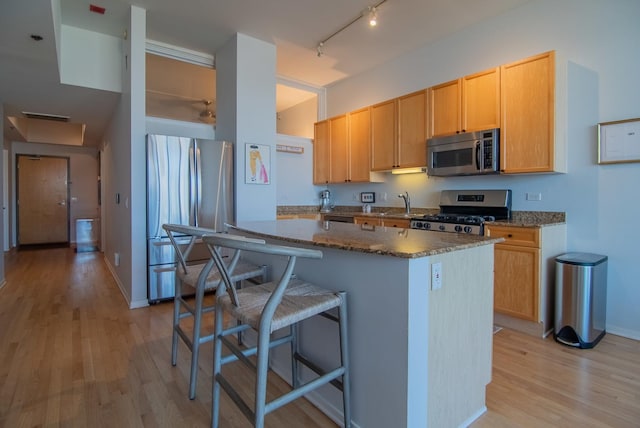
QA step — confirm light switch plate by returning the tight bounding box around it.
[360,192,375,203]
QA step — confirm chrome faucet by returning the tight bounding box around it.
[398,191,411,215]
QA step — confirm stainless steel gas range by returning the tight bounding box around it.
[410,189,512,235]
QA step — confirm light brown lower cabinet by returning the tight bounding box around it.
[485,223,566,337]
[353,216,382,226]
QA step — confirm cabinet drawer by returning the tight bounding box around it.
[382,218,411,228]
[278,214,321,220]
[485,225,540,248]
[354,216,383,226]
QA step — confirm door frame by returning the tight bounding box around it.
[16,154,71,247]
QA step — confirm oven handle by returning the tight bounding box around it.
[475,141,481,170]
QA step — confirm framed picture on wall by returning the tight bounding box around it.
[245,143,271,184]
[597,117,640,164]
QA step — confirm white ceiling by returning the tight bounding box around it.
[0,0,530,147]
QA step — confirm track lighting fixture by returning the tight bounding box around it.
[316,0,388,58]
[368,6,378,27]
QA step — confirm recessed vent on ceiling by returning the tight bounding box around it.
[22,111,70,122]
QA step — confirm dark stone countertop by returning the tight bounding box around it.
[277,206,566,227]
[229,219,503,259]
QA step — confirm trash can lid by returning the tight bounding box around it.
[556,252,608,266]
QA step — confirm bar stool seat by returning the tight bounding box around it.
[203,233,351,428]
[162,224,267,400]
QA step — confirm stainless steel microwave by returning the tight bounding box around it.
[427,128,500,176]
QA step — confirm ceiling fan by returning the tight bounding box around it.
[145,90,216,124]
[199,100,216,123]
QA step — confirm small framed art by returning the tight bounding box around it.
[597,118,640,164]
[245,143,271,184]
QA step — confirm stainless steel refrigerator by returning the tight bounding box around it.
[146,134,234,303]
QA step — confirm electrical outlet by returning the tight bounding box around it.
[360,192,375,203]
[114,252,120,266]
[431,262,442,290]
[526,192,542,201]
[352,192,359,201]
[378,192,387,201]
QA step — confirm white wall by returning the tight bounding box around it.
[275,134,321,206]
[101,6,147,309]
[276,96,317,138]
[60,25,122,92]
[318,0,640,338]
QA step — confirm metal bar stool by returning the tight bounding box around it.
[202,233,351,428]
[162,224,267,400]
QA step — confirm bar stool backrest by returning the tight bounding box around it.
[203,234,323,310]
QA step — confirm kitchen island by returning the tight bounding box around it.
[228,219,503,428]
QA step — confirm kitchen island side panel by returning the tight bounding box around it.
[427,245,494,427]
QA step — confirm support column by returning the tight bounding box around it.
[215,34,277,222]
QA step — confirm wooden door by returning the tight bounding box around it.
[371,99,396,170]
[313,120,330,184]
[348,107,372,182]
[500,50,555,173]
[462,67,500,132]
[428,78,461,137]
[329,115,349,183]
[397,90,427,168]
[493,244,540,321]
[17,155,69,245]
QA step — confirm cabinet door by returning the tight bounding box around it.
[329,115,349,183]
[493,244,540,321]
[349,107,372,182]
[500,51,555,173]
[428,79,461,137]
[462,67,500,132]
[313,120,330,184]
[371,99,397,171]
[397,90,427,168]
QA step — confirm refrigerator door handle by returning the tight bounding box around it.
[189,144,198,227]
[195,143,202,227]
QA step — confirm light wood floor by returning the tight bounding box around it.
[0,248,638,427]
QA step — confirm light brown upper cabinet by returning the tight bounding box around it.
[328,114,349,183]
[371,90,427,171]
[347,107,375,182]
[371,99,396,171]
[313,119,330,184]
[500,51,555,173]
[428,79,459,137]
[428,67,500,138]
[314,109,382,184]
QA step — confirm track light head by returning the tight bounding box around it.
[368,6,378,27]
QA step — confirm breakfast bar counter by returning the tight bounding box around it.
[232,218,501,258]
[229,219,502,428]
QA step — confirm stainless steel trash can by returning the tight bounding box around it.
[554,252,607,348]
